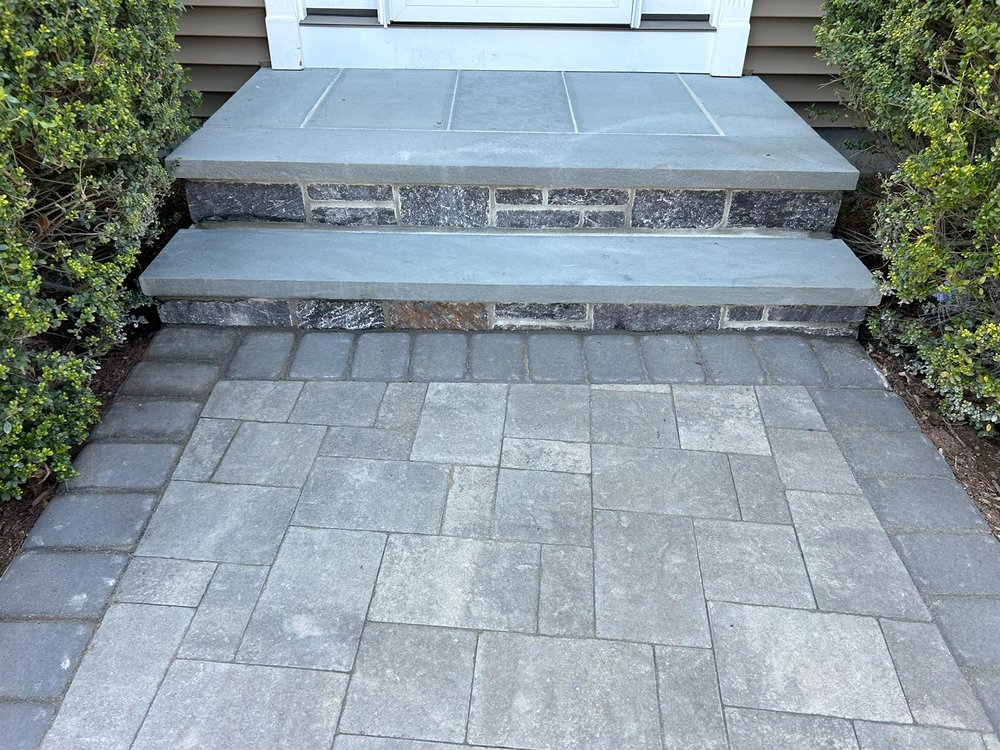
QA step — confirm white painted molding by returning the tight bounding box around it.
[264,0,306,70]
[708,0,753,76]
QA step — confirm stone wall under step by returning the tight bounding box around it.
[159,299,867,337]
[186,182,843,233]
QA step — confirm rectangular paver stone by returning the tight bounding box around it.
[673,385,770,455]
[289,381,385,426]
[0,621,93,700]
[0,551,126,619]
[641,335,705,383]
[23,493,155,551]
[226,331,294,379]
[539,545,594,636]
[202,380,303,421]
[172,418,239,481]
[212,422,325,486]
[116,557,216,607]
[410,383,507,466]
[69,443,180,491]
[288,332,355,379]
[656,646,728,750]
[724,708,859,750]
[179,564,269,661]
[505,384,589,442]
[590,388,679,448]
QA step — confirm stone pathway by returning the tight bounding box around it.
[2,329,999,750]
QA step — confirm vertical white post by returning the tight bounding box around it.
[709,0,753,77]
[264,0,306,70]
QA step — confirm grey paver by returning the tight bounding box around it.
[226,331,294,379]
[239,527,385,671]
[470,332,526,382]
[116,557,216,607]
[410,383,507,465]
[0,702,54,750]
[880,619,992,731]
[673,385,770,455]
[755,386,826,430]
[696,335,767,385]
[40,603,192,750]
[138,481,297,564]
[0,552,127,619]
[410,332,468,381]
[853,722,989,750]
[656,646,728,750]
[787,490,929,619]
[178,564,268,661]
[320,426,413,459]
[370,535,539,632]
[582,335,645,383]
[754,335,828,385]
[494,468,591,545]
[594,510,709,647]
[213,421,325,486]
[500,438,590,474]
[376,382,428,430]
[592,445,739,519]
[0,621,93,700]
[862,478,989,533]
[769,429,862,494]
[811,339,887,389]
[132,660,346,750]
[172,418,240,481]
[144,326,238,362]
[728,454,792,524]
[352,332,411,380]
[810,389,917,432]
[539,545,594,636]
[202,380,303,421]
[23,493,155,551]
[894,532,1000,596]
[709,601,912,722]
[468,633,661,750]
[930,598,1000,669]
[288,331,355,379]
[441,465,497,537]
[89,400,200,442]
[838,431,952,478]
[527,333,586,383]
[505,384,589,442]
[295,456,449,533]
[339,623,476,743]
[119,361,221,398]
[590,388,679,448]
[69,442,180,491]
[724,708,859,750]
[694,519,815,608]
[289,381,386,426]
[641,335,706,383]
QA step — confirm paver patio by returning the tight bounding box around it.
[1,329,999,749]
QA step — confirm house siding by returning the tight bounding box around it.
[177,0,844,124]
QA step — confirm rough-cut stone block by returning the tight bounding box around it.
[495,302,587,321]
[495,187,543,204]
[159,298,291,327]
[632,190,726,229]
[187,182,306,222]
[295,299,384,330]
[399,185,489,227]
[595,304,721,333]
[769,304,867,323]
[728,190,841,231]
[495,209,579,228]
[548,188,629,205]
[0,621,93,700]
[311,206,396,225]
[307,183,392,201]
[24,493,155,551]
[386,301,488,330]
[582,210,627,228]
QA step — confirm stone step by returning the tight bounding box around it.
[140,227,879,335]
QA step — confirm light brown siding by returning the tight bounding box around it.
[176,0,845,123]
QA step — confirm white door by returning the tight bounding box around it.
[387,0,637,25]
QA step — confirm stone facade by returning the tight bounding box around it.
[184,182,843,232]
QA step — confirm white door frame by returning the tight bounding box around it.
[262,0,752,75]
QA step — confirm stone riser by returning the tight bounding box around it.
[187,182,843,233]
[159,298,866,337]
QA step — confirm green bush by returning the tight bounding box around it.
[0,0,193,499]
[817,0,1000,435]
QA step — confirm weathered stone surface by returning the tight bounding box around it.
[24,493,155,551]
[116,557,216,607]
[179,564,269,661]
[769,304,867,323]
[724,708,858,750]
[386,301,488,330]
[159,298,291,327]
[495,187,542,204]
[495,209,579,228]
[187,181,305,222]
[494,468,592,545]
[311,206,396,225]
[494,302,587,321]
[295,299,385,330]
[0,621,93,700]
[728,190,841,231]
[307,183,392,201]
[595,304,721,333]
[583,210,627,228]
[656,646,728,750]
[399,185,489,227]
[632,189,726,229]
[539,545,594,636]
[548,188,629,205]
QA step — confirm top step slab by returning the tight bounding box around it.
[168,69,859,191]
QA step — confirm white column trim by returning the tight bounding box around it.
[264,0,306,70]
[708,0,753,77]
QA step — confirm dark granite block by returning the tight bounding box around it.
[594,305,722,333]
[311,206,397,226]
[386,301,489,331]
[728,191,842,231]
[398,185,489,227]
[768,305,867,323]
[582,211,627,228]
[307,184,392,201]
[726,306,765,322]
[296,300,385,330]
[495,209,579,229]
[495,303,587,321]
[159,299,291,327]
[548,188,629,206]
[187,182,305,222]
[495,188,543,205]
[632,190,726,229]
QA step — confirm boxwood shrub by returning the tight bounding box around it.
[817,0,999,435]
[0,0,193,499]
